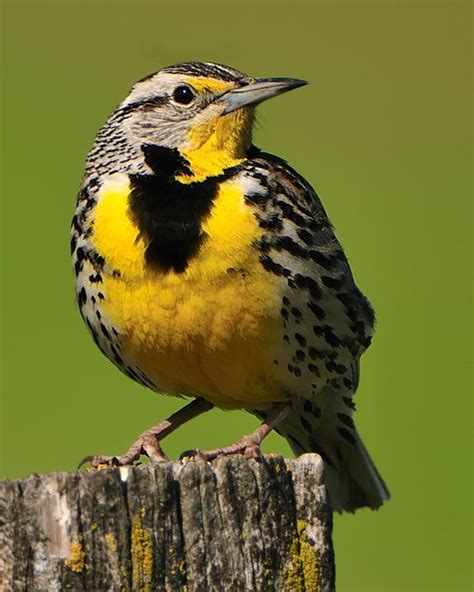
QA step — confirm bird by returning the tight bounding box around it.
[71,61,389,512]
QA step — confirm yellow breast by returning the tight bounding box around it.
[89,175,286,408]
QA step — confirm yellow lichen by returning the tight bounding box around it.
[282,520,320,591]
[298,520,319,591]
[131,514,153,591]
[105,532,118,552]
[64,541,86,573]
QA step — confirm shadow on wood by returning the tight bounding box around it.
[0,453,334,591]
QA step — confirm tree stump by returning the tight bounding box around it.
[0,453,334,591]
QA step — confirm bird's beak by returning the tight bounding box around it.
[220,77,308,114]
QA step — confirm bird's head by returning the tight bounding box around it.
[114,62,307,180]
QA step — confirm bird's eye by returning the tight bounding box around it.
[172,85,195,105]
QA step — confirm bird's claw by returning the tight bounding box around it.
[180,437,263,462]
[78,433,169,470]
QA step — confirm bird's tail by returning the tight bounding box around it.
[275,387,390,512]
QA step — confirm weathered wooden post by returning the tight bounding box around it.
[0,454,334,591]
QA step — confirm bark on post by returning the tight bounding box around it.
[0,454,334,591]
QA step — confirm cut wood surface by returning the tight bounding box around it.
[0,453,334,591]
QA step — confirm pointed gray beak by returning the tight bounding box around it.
[220,77,308,114]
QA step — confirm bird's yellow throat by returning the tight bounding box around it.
[180,107,254,182]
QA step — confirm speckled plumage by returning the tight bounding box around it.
[72,61,389,511]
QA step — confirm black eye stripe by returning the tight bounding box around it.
[118,95,169,115]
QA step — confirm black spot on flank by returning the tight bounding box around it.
[295,333,307,347]
[274,200,307,227]
[343,378,353,389]
[71,215,82,234]
[91,253,105,269]
[260,255,291,277]
[100,323,110,339]
[96,310,101,320]
[273,359,279,366]
[308,347,321,360]
[308,363,320,377]
[321,275,346,291]
[346,308,359,322]
[342,396,356,410]
[245,191,268,206]
[294,367,302,377]
[323,325,340,347]
[274,235,308,259]
[309,250,337,270]
[98,292,105,300]
[282,296,290,306]
[336,292,352,307]
[283,334,290,343]
[338,427,356,445]
[308,302,326,320]
[89,273,102,283]
[281,308,289,320]
[110,344,123,365]
[91,295,96,304]
[70,235,77,254]
[303,399,312,414]
[313,325,324,337]
[287,364,294,374]
[294,274,322,300]
[338,413,355,429]
[78,287,87,307]
[308,220,325,233]
[113,269,121,278]
[295,350,305,362]
[290,307,302,319]
[351,321,366,337]
[312,405,322,418]
[112,327,119,336]
[300,415,312,432]
[297,228,313,246]
[258,214,283,231]
[74,247,86,275]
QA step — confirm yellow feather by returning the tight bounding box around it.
[90,177,286,408]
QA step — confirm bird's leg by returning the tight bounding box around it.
[79,398,214,469]
[181,403,291,462]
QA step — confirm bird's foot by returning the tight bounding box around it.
[79,430,169,469]
[180,435,263,463]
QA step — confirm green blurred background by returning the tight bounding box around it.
[1,1,472,590]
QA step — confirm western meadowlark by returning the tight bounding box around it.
[72,61,389,512]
